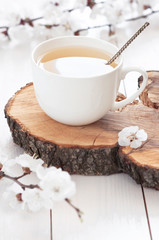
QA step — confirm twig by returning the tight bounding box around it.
[74,23,111,35]
[30,16,43,22]
[0,26,8,29]
[15,172,30,180]
[65,198,83,221]
[50,209,53,240]
[126,9,159,22]
[0,171,40,190]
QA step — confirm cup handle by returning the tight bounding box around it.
[111,66,148,110]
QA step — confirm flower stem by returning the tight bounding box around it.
[65,198,83,221]
[15,172,30,180]
[0,26,8,29]
[30,16,43,22]
[126,9,159,22]
[0,171,40,190]
[50,209,53,240]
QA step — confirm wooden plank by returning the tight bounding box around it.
[143,188,159,240]
[52,174,150,240]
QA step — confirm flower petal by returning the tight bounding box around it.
[3,183,24,210]
[118,136,130,146]
[2,159,24,177]
[22,188,53,212]
[136,129,148,141]
[130,139,142,149]
[39,170,76,201]
[15,154,44,172]
[118,126,139,137]
[128,126,139,134]
[36,165,60,179]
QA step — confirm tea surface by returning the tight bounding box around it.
[38,46,116,77]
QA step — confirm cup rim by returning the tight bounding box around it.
[32,36,123,80]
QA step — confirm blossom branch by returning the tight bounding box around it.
[1,8,158,36]
[0,154,82,219]
[0,154,81,240]
[0,1,159,43]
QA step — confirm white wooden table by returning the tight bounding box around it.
[0,0,159,239]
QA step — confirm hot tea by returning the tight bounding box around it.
[37,46,116,77]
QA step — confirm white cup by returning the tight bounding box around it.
[32,36,148,126]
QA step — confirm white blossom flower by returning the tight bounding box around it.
[8,25,33,43]
[1,154,43,177]
[40,170,76,201]
[0,33,9,48]
[136,0,159,15]
[0,148,8,166]
[105,1,127,25]
[32,24,55,42]
[91,0,129,24]
[22,188,53,212]
[99,28,111,41]
[52,25,73,37]
[2,159,24,177]
[136,1,151,15]
[43,3,63,25]
[42,0,86,12]
[90,3,104,19]
[70,0,87,9]
[152,1,159,10]
[118,126,148,149]
[15,154,43,172]
[1,151,77,212]
[136,0,158,15]
[0,138,24,160]
[0,0,157,47]
[36,165,59,179]
[5,12,21,26]
[65,7,91,32]
[42,0,60,9]
[3,183,24,209]
[34,22,73,40]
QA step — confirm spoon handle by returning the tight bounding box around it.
[106,22,150,65]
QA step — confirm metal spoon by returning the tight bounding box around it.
[106,22,150,65]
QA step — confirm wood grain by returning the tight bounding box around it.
[139,71,159,109]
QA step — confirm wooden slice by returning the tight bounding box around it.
[4,71,159,189]
[139,71,159,109]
